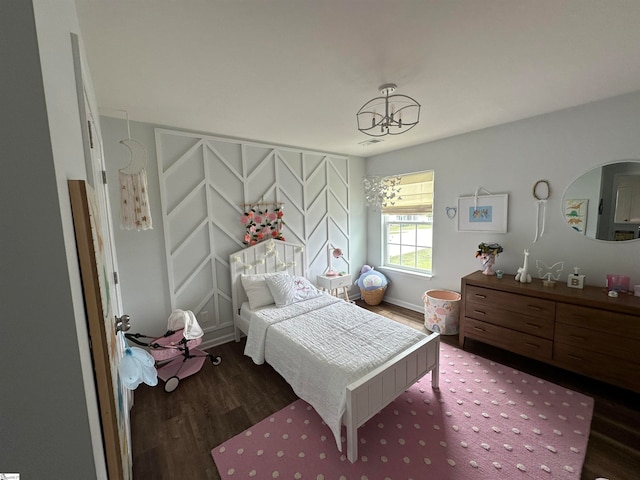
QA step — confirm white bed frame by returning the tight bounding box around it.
[229,239,440,462]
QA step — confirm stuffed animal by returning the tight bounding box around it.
[356,266,388,290]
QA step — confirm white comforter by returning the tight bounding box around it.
[243,294,427,450]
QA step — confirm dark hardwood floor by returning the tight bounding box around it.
[130,301,640,480]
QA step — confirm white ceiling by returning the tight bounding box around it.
[75,0,640,157]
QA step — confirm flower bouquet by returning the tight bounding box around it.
[475,242,503,275]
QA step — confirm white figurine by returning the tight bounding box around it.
[515,249,532,283]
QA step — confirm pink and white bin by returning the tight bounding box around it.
[422,289,461,335]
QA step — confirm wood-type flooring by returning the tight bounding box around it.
[130,300,640,480]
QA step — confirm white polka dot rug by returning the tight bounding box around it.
[212,342,594,479]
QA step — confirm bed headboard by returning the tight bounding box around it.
[229,239,307,318]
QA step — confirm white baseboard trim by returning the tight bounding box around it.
[377,295,424,314]
[200,332,237,350]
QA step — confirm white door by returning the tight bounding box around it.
[87,106,133,480]
[614,175,640,223]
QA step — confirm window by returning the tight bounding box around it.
[382,171,434,274]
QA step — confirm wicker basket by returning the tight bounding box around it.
[360,286,386,306]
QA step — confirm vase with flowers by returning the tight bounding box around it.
[475,242,503,275]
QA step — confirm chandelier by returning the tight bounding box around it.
[356,83,421,137]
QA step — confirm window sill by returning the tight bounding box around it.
[377,266,433,280]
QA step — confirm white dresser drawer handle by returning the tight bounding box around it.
[524,342,539,349]
[472,326,486,332]
[525,322,541,329]
[473,294,487,299]
[473,310,487,316]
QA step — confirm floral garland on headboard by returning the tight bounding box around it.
[241,205,285,246]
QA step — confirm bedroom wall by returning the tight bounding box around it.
[1,0,105,478]
[100,117,367,345]
[366,91,640,311]
[100,93,640,334]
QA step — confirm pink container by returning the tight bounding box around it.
[422,289,461,335]
[606,274,630,293]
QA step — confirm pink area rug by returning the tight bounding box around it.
[212,342,594,479]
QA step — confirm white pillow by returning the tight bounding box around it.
[265,275,322,307]
[240,273,287,309]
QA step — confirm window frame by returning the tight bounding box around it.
[380,170,434,275]
[383,213,433,274]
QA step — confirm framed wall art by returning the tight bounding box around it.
[564,198,588,234]
[457,193,508,233]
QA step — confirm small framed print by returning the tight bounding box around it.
[457,194,508,233]
[564,198,588,234]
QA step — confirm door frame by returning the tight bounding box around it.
[71,33,131,479]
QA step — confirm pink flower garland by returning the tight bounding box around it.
[241,206,285,246]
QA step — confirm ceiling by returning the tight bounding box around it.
[74,0,640,157]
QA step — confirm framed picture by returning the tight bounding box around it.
[69,180,129,479]
[564,199,588,234]
[457,194,508,233]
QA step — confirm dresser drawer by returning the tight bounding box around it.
[466,299,554,339]
[555,322,640,361]
[464,318,553,361]
[466,285,555,320]
[554,343,640,393]
[556,303,640,339]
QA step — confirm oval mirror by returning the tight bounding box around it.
[562,160,640,241]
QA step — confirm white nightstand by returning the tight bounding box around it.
[316,274,352,301]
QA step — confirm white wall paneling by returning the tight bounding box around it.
[156,128,350,343]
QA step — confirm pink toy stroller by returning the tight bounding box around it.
[125,309,221,392]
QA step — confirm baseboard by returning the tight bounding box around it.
[200,332,237,350]
[379,295,423,314]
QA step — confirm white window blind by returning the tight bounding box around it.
[382,171,434,215]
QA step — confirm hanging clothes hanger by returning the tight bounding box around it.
[118,110,147,175]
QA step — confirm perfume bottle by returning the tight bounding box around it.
[567,267,585,289]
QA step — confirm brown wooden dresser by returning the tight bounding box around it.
[460,270,640,393]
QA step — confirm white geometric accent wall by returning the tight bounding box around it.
[155,128,350,340]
